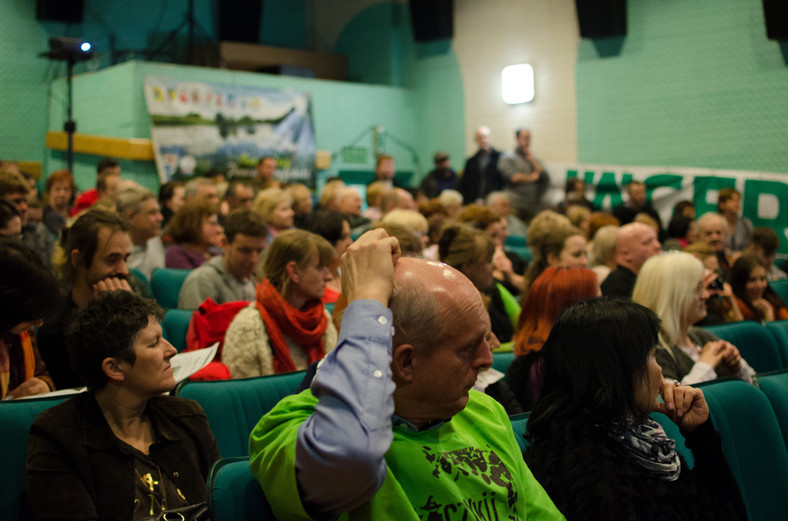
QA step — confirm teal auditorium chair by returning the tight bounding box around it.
[756,370,788,450]
[509,412,531,452]
[0,395,70,520]
[174,371,306,457]
[162,309,193,352]
[208,458,274,521]
[504,235,532,262]
[764,320,788,367]
[129,267,153,299]
[492,351,515,382]
[151,268,191,309]
[770,279,788,306]
[702,321,785,373]
[701,380,788,521]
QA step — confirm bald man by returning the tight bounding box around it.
[249,230,563,520]
[459,125,504,204]
[601,222,662,298]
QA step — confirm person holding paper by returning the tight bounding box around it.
[26,290,220,520]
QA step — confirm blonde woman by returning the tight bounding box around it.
[632,252,754,386]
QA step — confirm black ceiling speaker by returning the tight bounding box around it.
[409,0,454,42]
[762,0,788,40]
[37,0,84,24]
[575,0,627,38]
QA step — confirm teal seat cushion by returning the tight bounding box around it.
[0,395,70,520]
[770,279,788,307]
[756,370,788,451]
[492,351,515,382]
[151,268,191,309]
[174,371,306,457]
[702,380,788,521]
[703,321,785,373]
[509,412,531,452]
[162,309,193,352]
[208,458,274,521]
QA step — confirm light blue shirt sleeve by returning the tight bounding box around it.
[295,299,396,515]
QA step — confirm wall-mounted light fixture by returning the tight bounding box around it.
[501,64,535,104]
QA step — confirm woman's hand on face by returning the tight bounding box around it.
[657,380,709,432]
[698,341,726,369]
[492,246,513,275]
[752,298,775,321]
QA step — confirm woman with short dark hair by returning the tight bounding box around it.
[26,290,220,520]
[525,297,746,520]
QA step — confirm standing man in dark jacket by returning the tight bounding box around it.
[458,126,503,205]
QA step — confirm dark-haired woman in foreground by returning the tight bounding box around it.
[525,297,746,520]
[27,291,219,520]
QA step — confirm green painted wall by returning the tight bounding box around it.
[577,0,788,173]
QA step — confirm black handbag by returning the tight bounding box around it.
[142,502,210,521]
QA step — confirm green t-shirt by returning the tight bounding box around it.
[249,389,563,521]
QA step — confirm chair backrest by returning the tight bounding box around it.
[129,267,153,298]
[702,321,785,373]
[756,370,788,451]
[0,395,71,520]
[492,351,515,381]
[701,379,788,521]
[162,309,193,352]
[151,268,191,309]
[207,458,274,521]
[174,371,306,457]
[509,412,531,452]
[770,279,788,306]
[764,320,788,367]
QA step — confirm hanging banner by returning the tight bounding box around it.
[543,162,788,253]
[144,76,316,186]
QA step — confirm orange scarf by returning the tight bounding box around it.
[255,279,328,373]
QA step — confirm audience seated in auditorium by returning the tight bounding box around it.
[222,179,254,219]
[729,253,788,322]
[525,297,747,521]
[436,188,463,220]
[633,252,755,385]
[158,180,184,229]
[439,225,520,343]
[664,213,698,251]
[458,204,526,295]
[420,151,457,199]
[0,200,22,238]
[255,156,281,191]
[746,226,787,281]
[165,199,223,270]
[556,177,594,214]
[286,183,314,229]
[458,125,504,204]
[117,187,165,279]
[42,169,75,236]
[317,178,345,212]
[249,230,562,520]
[718,188,752,252]
[523,224,587,295]
[373,221,423,257]
[509,266,598,410]
[586,211,620,244]
[565,204,591,237]
[178,209,266,309]
[26,290,220,520]
[697,212,732,276]
[37,210,134,389]
[336,186,370,230]
[183,177,220,209]
[304,209,352,303]
[613,180,662,232]
[589,224,618,286]
[71,157,121,217]
[0,239,58,398]
[684,242,745,325]
[486,190,528,237]
[673,199,696,219]
[0,170,53,268]
[381,209,429,250]
[361,181,386,221]
[601,222,661,298]
[254,187,294,247]
[223,230,337,378]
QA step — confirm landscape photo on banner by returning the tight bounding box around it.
[542,163,788,254]
[144,76,316,187]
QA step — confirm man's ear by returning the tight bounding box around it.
[286,261,299,284]
[101,357,126,383]
[391,343,415,383]
[70,249,81,270]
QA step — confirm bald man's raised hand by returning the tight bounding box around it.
[340,229,400,307]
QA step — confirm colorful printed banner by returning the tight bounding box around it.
[543,162,788,253]
[144,76,316,186]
